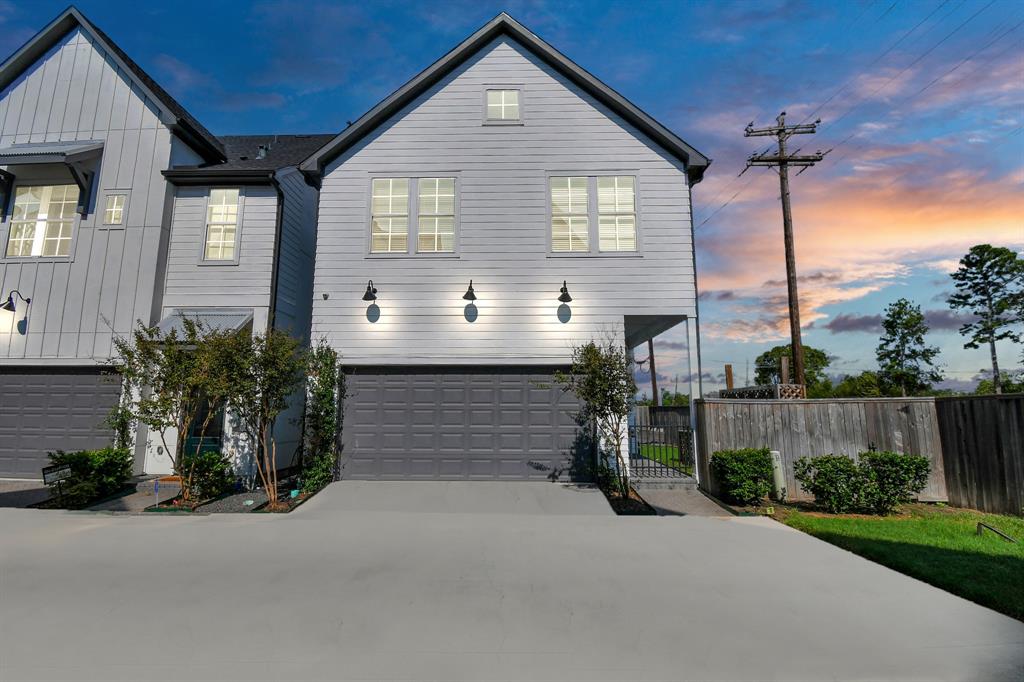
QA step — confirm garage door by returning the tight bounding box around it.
[342,368,588,480]
[0,369,121,478]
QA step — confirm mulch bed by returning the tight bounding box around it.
[146,478,320,514]
[603,487,657,515]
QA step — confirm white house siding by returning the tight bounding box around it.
[0,27,178,363]
[273,167,319,342]
[312,36,695,365]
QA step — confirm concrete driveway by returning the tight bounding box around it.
[1,481,1022,681]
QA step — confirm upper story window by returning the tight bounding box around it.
[370,178,409,253]
[6,184,79,258]
[103,193,127,226]
[550,177,589,252]
[417,178,455,253]
[598,176,636,252]
[485,89,520,122]
[204,188,240,261]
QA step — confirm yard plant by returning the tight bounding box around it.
[710,447,773,505]
[180,450,234,501]
[46,447,132,508]
[794,451,930,514]
[301,339,345,493]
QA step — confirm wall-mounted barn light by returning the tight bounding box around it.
[362,280,380,323]
[462,280,477,301]
[558,281,572,303]
[1,290,30,312]
[362,280,378,302]
[462,280,478,322]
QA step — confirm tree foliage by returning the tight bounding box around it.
[947,244,1024,394]
[637,390,690,407]
[554,340,636,495]
[876,298,943,396]
[754,344,831,392]
[302,339,344,493]
[830,371,886,398]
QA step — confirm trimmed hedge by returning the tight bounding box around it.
[710,447,773,505]
[47,447,132,508]
[794,451,930,515]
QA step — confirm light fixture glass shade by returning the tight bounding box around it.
[462,280,477,301]
[0,296,15,312]
[558,281,572,303]
[362,280,377,302]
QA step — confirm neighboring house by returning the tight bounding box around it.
[301,14,709,480]
[0,7,325,479]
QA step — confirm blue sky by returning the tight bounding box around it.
[4,0,1021,393]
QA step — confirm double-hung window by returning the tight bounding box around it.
[550,177,590,252]
[417,178,455,253]
[598,176,636,252]
[370,178,409,253]
[204,188,240,261]
[6,184,79,258]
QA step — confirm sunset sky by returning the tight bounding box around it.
[5,0,1021,394]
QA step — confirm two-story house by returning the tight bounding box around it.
[0,7,325,478]
[300,14,709,480]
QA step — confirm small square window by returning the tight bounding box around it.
[103,194,127,225]
[486,89,520,121]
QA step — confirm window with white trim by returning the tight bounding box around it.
[550,177,589,252]
[597,176,637,251]
[6,184,79,258]
[370,178,409,253]
[103,193,127,226]
[204,188,240,261]
[417,178,455,252]
[486,89,520,121]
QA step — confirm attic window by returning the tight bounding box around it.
[485,89,521,123]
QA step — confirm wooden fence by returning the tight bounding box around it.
[935,395,1024,516]
[695,398,948,502]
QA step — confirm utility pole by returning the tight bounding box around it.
[744,112,826,388]
[647,338,659,406]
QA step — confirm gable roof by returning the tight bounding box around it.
[300,13,711,184]
[163,133,335,185]
[0,6,225,164]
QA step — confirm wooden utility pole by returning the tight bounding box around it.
[724,364,734,391]
[647,338,659,406]
[744,112,826,388]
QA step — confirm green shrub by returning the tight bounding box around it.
[710,448,773,505]
[301,340,344,494]
[794,451,930,514]
[794,455,865,513]
[47,447,132,508]
[859,451,930,514]
[181,450,234,501]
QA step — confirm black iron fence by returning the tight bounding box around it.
[629,418,695,479]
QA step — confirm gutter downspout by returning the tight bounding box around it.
[268,170,285,334]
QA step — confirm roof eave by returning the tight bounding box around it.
[162,168,275,186]
[300,13,710,179]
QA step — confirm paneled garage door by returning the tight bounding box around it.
[0,369,121,478]
[342,368,587,480]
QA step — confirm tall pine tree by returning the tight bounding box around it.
[876,298,942,396]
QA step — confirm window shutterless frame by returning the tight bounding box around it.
[545,171,643,257]
[365,173,461,258]
[481,85,525,126]
[99,189,130,229]
[197,187,244,266]
[1,182,81,262]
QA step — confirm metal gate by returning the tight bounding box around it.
[628,406,695,479]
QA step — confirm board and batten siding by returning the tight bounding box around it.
[312,36,696,365]
[0,27,180,363]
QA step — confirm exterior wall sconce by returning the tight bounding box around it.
[462,280,478,322]
[557,281,572,323]
[362,280,380,323]
[1,289,30,312]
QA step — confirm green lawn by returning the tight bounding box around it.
[779,504,1024,622]
[637,443,695,476]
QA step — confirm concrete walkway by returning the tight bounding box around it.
[637,484,733,516]
[0,479,49,508]
[1,481,1022,681]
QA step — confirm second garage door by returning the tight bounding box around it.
[0,368,122,479]
[342,367,587,480]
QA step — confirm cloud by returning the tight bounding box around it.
[154,55,286,112]
[824,313,882,334]
[924,309,976,331]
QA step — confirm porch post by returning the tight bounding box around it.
[685,316,703,483]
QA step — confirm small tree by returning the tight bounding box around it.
[302,339,345,493]
[554,340,636,495]
[111,320,238,504]
[831,371,886,398]
[227,329,305,511]
[948,244,1024,394]
[876,298,943,396]
[754,343,831,393]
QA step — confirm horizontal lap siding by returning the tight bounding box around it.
[0,28,173,362]
[312,37,696,364]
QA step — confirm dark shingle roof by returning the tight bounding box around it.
[214,135,337,171]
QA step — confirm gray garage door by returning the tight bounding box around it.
[0,369,121,478]
[342,367,588,480]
